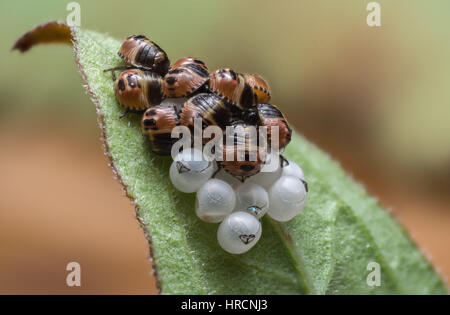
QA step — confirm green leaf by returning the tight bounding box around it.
[13,22,448,295]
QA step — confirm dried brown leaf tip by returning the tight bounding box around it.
[12,21,72,52]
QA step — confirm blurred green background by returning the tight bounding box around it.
[1,0,449,293]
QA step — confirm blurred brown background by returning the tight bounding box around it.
[1,1,449,294]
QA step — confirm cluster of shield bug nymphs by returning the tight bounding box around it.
[105,35,308,254]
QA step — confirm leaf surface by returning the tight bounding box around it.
[13,22,448,294]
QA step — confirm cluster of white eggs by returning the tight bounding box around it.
[169,148,308,254]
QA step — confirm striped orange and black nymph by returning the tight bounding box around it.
[180,93,231,143]
[163,57,209,98]
[220,120,266,181]
[118,35,170,75]
[208,68,256,111]
[256,103,292,150]
[113,69,164,111]
[141,104,180,155]
[243,73,271,104]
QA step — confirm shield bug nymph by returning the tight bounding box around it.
[256,103,292,151]
[243,73,271,104]
[163,57,209,98]
[180,93,231,136]
[105,68,165,117]
[141,104,180,155]
[118,35,170,75]
[208,68,256,111]
[219,120,266,181]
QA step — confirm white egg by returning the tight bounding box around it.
[217,211,262,254]
[234,182,269,219]
[268,175,307,222]
[195,178,236,223]
[281,160,305,180]
[169,148,214,193]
